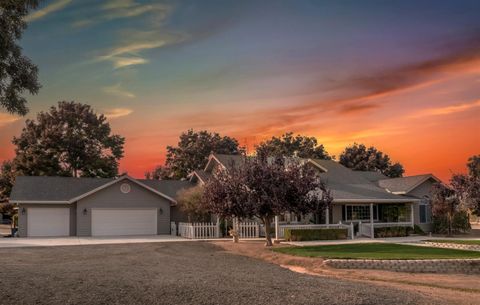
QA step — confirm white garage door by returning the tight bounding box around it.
[27,208,70,237]
[91,209,157,236]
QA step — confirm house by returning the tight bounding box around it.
[9,175,193,237]
[191,154,440,236]
[9,153,439,238]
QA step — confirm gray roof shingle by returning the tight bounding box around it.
[10,176,194,203]
[211,156,417,202]
[309,159,414,202]
[10,176,112,202]
[378,174,438,194]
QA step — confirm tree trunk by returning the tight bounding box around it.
[263,217,273,247]
[447,212,453,237]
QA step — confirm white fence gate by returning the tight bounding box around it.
[178,222,220,239]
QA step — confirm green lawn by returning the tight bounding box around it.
[273,243,480,260]
[431,239,480,245]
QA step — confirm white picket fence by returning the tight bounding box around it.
[178,222,220,239]
[237,221,260,238]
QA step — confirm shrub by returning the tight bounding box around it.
[284,228,348,241]
[433,211,471,234]
[374,226,412,238]
[413,224,425,235]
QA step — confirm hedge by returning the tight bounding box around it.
[284,228,348,241]
[374,226,414,238]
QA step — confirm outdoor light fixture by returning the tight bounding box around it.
[83,208,87,215]
[21,208,26,215]
[159,208,163,215]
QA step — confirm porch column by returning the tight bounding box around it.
[274,216,279,241]
[325,207,330,226]
[410,202,415,227]
[369,203,374,239]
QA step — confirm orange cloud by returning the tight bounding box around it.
[103,108,133,119]
[409,99,480,119]
[0,113,20,127]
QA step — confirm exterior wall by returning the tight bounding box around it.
[408,179,436,232]
[331,205,343,224]
[76,181,171,236]
[408,179,435,198]
[17,203,76,237]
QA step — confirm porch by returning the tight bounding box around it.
[275,201,416,239]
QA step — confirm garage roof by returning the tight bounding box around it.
[10,176,194,204]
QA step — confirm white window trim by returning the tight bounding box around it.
[345,204,379,222]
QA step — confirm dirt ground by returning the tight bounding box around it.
[0,241,447,305]
[214,240,480,305]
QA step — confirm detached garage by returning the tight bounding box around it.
[10,175,193,237]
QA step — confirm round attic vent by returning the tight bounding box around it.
[120,183,131,194]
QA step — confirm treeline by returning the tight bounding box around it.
[146,131,405,180]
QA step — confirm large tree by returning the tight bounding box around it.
[13,101,125,178]
[0,160,15,203]
[467,155,480,178]
[176,186,209,222]
[1,0,41,115]
[145,165,172,180]
[431,183,458,236]
[339,143,404,178]
[202,157,332,246]
[162,130,242,179]
[256,132,331,160]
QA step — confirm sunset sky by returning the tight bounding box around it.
[0,0,479,181]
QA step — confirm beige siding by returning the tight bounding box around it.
[76,181,171,236]
[331,205,343,223]
[408,179,436,232]
[17,203,76,237]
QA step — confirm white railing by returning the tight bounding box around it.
[277,223,354,239]
[178,222,220,239]
[170,221,177,236]
[359,222,413,238]
[237,221,260,238]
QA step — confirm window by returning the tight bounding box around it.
[344,205,378,221]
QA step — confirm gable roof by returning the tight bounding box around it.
[356,171,388,182]
[307,159,416,202]
[138,179,194,198]
[205,154,418,203]
[188,170,211,184]
[378,174,441,194]
[204,154,246,172]
[10,175,192,204]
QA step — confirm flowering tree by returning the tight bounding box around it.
[202,157,332,246]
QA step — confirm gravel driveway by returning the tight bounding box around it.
[0,242,435,305]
